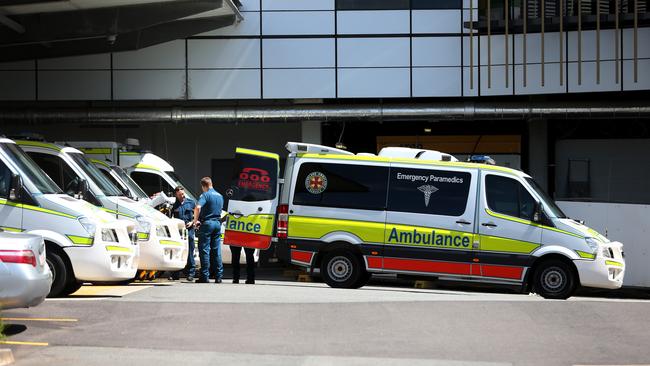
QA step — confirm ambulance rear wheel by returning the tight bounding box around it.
[534,260,577,299]
[321,250,364,289]
[46,251,68,298]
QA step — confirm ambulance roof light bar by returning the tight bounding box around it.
[285,142,354,156]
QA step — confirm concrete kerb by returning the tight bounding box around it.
[0,349,14,366]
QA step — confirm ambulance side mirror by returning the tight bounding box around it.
[8,174,22,201]
[533,201,543,223]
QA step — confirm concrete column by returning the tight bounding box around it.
[300,121,321,144]
[527,119,549,191]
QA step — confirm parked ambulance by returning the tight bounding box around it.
[224,143,625,299]
[65,140,258,265]
[16,140,188,275]
[0,138,138,297]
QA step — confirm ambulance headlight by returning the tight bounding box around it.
[585,237,599,255]
[156,225,170,238]
[135,215,151,234]
[101,228,118,243]
[600,246,613,259]
[78,216,97,237]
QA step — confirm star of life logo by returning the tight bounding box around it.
[418,185,439,207]
[305,171,328,194]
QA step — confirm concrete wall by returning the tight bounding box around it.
[0,0,647,101]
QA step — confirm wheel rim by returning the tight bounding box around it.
[46,257,57,283]
[327,256,353,283]
[541,267,567,294]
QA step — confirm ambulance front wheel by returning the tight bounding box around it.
[534,259,577,300]
[321,250,366,289]
[46,250,69,297]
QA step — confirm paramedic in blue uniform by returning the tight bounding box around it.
[191,177,224,283]
[170,186,196,281]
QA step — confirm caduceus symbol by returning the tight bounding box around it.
[418,185,439,207]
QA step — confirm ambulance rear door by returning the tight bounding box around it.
[224,148,280,250]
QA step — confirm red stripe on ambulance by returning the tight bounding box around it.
[223,231,272,250]
[290,250,314,264]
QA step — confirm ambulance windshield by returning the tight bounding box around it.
[113,166,148,199]
[1,143,63,195]
[525,177,567,219]
[68,153,123,197]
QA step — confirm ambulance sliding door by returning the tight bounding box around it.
[383,164,478,277]
[224,148,280,250]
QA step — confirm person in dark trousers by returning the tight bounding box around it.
[229,246,255,284]
[169,186,196,281]
[191,177,224,283]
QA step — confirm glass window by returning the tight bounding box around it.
[229,153,278,202]
[166,171,196,201]
[0,159,11,198]
[28,152,77,195]
[525,177,566,218]
[99,169,128,195]
[131,172,161,197]
[388,167,471,216]
[2,144,62,195]
[67,153,122,197]
[486,175,537,221]
[293,162,389,210]
[112,166,149,200]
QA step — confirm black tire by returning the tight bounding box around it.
[353,271,372,289]
[320,250,364,289]
[534,260,577,299]
[62,280,83,296]
[46,251,69,298]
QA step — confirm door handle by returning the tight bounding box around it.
[456,219,471,225]
[481,222,498,228]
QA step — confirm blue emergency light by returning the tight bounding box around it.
[468,155,496,165]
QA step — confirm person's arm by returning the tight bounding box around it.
[192,195,204,228]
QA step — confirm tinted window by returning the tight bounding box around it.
[131,172,161,197]
[229,153,278,202]
[486,175,537,221]
[0,159,10,197]
[293,162,388,210]
[388,167,471,216]
[29,152,78,195]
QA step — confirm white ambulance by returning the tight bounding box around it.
[0,138,137,297]
[16,140,188,275]
[224,143,625,299]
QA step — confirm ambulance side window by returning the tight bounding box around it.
[485,175,537,221]
[0,159,10,197]
[387,167,471,216]
[293,162,388,210]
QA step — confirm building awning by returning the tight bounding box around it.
[0,0,242,62]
